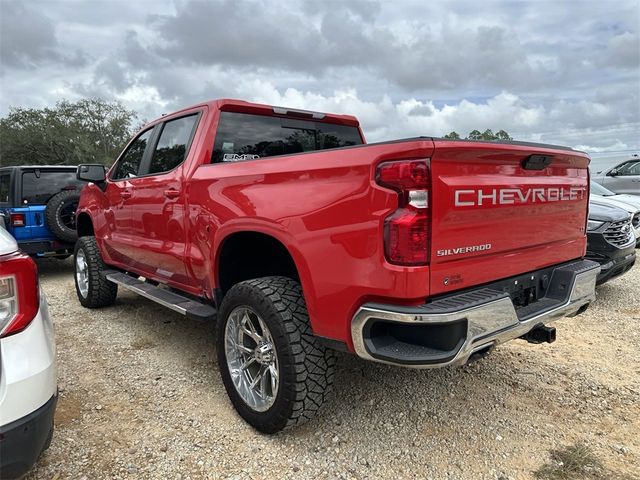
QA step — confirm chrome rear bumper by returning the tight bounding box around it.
[351,260,600,368]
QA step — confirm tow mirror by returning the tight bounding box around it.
[77,164,106,183]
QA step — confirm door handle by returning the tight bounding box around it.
[120,190,132,199]
[164,189,181,199]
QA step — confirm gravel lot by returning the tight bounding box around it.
[26,258,639,480]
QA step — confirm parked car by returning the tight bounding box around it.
[0,227,57,478]
[590,181,640,246]
[73,99,599,433]
[591,158,640,194]
[586,200,636,284]
[0,165,83,257]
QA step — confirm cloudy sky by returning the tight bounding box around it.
[1,0,639,161]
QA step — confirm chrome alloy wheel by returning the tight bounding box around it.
[224,306,279,412]
[75,249,89,298]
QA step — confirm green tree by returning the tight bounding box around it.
[465,129,513,141]
[443,131,461,140]
[495,129,512,140]
[0,98,139,166]
[480,129,495,140]
[467,129,483,140]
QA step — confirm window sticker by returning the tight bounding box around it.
[223,154,260,162]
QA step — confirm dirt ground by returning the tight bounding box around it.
[26,258,639,480]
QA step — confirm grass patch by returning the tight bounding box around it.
[535,443,604,479]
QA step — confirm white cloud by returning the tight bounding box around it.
[1,0,638,156]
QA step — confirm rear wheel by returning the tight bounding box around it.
[216,276,336,433]
[74,236,117,308]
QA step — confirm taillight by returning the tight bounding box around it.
[0,252,39,338]
[376,159,430,265]
[10,213,25,227]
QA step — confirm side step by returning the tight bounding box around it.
[105,272,217,321]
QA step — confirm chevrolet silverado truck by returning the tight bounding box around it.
[74,99,600,433]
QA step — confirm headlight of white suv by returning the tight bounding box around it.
[587,220,604,231]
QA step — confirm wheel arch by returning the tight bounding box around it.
[215,229,305,294]
[76,211,95,237]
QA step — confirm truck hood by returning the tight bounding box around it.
[588,199,631,222]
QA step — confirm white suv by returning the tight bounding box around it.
[0,227,57,478]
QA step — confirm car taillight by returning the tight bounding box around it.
[0,252,39,338]
[10,213,25,227]
[376,159,430,265]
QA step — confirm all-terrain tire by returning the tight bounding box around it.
[216,276,336,433]
[74,236,117,308]
[45,190,81,243]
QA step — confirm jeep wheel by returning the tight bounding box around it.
[45,190,81,243]
[74,236,117,308]
[217,276,336,433]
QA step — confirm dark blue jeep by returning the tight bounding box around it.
[0,166,83,257]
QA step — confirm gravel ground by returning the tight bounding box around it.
[26,258,639,480]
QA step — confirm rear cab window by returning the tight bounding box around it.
[212,112,363,163]
[21,169,83,205]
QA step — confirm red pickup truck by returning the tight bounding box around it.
[74,99,600,433]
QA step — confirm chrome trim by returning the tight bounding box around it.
[351,263,600,368]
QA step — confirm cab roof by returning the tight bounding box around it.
[149,98,361,128]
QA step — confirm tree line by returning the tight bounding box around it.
[0,98,140,166]
[443,129,513,141]
[0,97,515,167]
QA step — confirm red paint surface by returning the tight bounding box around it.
[77,99,590,350]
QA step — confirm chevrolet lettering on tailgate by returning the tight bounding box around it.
[454,186,586,207]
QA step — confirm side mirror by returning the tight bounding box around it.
[608,168,618,177]
[77,164,106,183]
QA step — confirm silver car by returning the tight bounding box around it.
[590,182,640,247]
[592,158,640,194]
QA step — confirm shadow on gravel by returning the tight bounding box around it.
[35,256,74,280]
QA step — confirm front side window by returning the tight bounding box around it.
[212,112,363,163]
[21,170,82,205]
[111,129,153,180]
[148,115,198,175]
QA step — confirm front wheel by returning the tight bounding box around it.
[74,236,117,308]
[216,276,336,433]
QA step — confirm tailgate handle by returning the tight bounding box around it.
[523,154,553,170]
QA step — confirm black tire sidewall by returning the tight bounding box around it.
[73,236,117,308]
[216,283,297,433]
[45,190,80,243]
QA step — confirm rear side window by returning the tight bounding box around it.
[21,170,82,205]
[618,160,640,176]
[212,112,363,163]
[0,174,9,203]
[111,129,153,180]
[148,115,198,175]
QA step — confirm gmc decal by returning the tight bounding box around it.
[454,187,586,207]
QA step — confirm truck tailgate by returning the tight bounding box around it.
[429,140,590,296]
